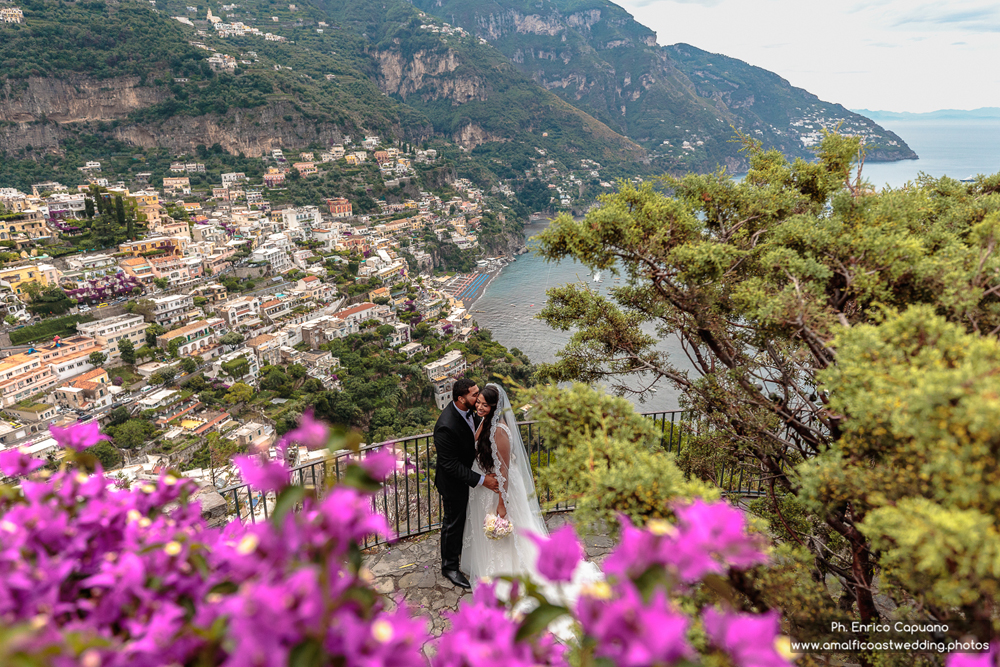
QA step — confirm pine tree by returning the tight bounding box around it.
[115,196,126,228]
[533,131,1000,650]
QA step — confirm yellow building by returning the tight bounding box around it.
[0,210,49,242]
[0,263,60,296]
[130,191,159,207]
[118,236,188,257]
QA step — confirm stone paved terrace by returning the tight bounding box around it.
[362,513,615,642]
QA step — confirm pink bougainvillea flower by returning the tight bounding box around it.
[0,448,44,477]
[360,447,399,482]
[279,409,329,453]
[947,648,996,667]
[703,608,794,667]
[50,422,109,451]
[577,585,692,667]
[673,499,768,575]
[527,524,584,583]
[234,455,290,492]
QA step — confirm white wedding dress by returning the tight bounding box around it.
[460,385,603,636]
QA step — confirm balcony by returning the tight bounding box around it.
[220,411,766,544]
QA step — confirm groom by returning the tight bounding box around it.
[434,378,499,589]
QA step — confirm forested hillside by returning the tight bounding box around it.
[409,0,916,171]
[0,0,645,183]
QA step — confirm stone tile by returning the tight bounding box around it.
[363,512,617,650]
[399,571,437,589]
[584,535,613,549]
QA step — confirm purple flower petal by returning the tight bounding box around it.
[234,455,290,492]
[527,525,583,583]
[50,422,110,452]
[0,448,44,477]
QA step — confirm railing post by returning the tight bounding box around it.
[221,410,766,534]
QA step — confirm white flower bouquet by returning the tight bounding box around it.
[484,513,513,540]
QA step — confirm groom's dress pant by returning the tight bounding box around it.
[440,488,469,572]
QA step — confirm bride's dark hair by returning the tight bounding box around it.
[475,384,500,473]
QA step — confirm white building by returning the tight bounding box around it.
[221,172,247,188]
[389,322,410,347]
[65,253,117,273]
[138,388,180,411]
[423,349,466,382]
[249,246,292,274]
[209,348,261,385]
[150,294,195,326]
[76,314,150,358]
[280,205,322,231]
[423,350,467,410]
[217,296,262,327]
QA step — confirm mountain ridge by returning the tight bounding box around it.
[0,0,915,185]
[852,107,1000,121]
[408,0,917,170]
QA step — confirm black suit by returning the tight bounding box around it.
[434,401,481,572]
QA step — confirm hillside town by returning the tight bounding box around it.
[0,137,523,496]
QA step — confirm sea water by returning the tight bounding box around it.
[862,119,1000,188]
[474,119,1000,411]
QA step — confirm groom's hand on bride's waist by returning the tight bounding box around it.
[483,474,500,493]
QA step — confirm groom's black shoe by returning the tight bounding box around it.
[442,569,471,590]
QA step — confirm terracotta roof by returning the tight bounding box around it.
[158,319,221,341]
[76,368,108,383]
[333,302,376,319]
[302,275,319,283]
[261,299,282,309]
[246,334,276,347]
[123,257,149,266]
[70,380,101,392]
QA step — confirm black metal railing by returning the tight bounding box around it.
[219,410,766,545]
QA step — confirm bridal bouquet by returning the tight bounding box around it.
[484,513,513,540]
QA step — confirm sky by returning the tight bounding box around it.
[616,0,1000,113]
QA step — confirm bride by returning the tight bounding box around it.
[461,383,602,603]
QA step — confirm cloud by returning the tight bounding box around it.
[889,3,1000,32]
[628,0,726,5]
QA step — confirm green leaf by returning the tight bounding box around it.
[342,463,382,492]
[701,573,737,604]
[289,638,325,667]
[633,565,667,601]
[208,581,239,596]
[515,603,569,642]
[272,486,306,527]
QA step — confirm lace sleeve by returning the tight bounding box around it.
[491,422,512,505]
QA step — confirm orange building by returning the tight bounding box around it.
[325,197,353,218]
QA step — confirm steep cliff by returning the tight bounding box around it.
[310,0,646,161]
[0,0,645,175]
[0,0,434,156]
[409,0,917,171]
[0,77,169,123]
[666,44,916,163]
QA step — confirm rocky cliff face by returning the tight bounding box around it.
[112,102,354,157]
[0,79,424,157]
[0,76,170,123]
[373,49,487,104]
[410,0,918,170]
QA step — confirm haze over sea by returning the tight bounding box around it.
[474,118,1000,411]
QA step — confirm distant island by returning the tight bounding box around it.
[854,108,1000,122]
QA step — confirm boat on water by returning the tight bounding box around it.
[592,271,602,283]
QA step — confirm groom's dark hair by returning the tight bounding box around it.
[453,378,477,400]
